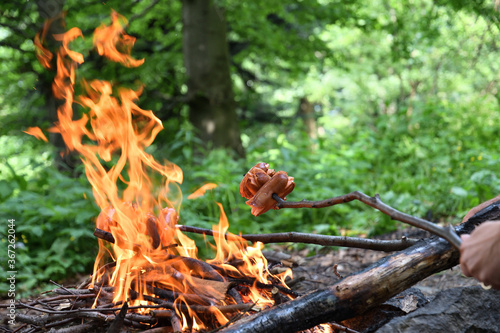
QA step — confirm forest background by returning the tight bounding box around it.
[0,0,499,296]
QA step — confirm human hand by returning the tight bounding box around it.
[460,221,500,289]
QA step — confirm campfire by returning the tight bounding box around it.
[24,11,304,333]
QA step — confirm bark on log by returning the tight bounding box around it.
[219,202,500,333]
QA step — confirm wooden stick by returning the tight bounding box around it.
[176,225,418,252]
[16,301,166,314]
[106,302,128,333]
[330,322,360,333]
[286,276,305,289]
[17,302,114,318]
[0,293,96,310]
[44,318,82,330]
[273,191,455,239]
[170,313,182,333]
[15,313,66,326]
[56,286,112,296]
[50,280,76,295]
[139,294,255,314]
[48,322,99,333]
[150,309,174,318]
[95,223,418,253]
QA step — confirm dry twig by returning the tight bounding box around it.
[176,225,418,252]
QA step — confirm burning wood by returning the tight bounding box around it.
[10,239,296,332]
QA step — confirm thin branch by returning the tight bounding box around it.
[0,294,96,309]
[106,302,128,333]
[15,313,67,326]
[272,191,462,248]
[94,228,116,243]
[176,225,419,252]
[50,280,76,295]
[140,294,256,314]
[205,303,257,333]
[42,322,98,333]
[18,302,107,315]
[44,318,82,330]
[18,295,254,321]
[96,226,419,253]
[170,313,182,333]
[128,0,160,24]
[330,322,360,333]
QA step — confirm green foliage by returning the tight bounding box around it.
[0,138,98,296]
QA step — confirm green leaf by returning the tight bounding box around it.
[450,186,468,197]
[0,180,14,201]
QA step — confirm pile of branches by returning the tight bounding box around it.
[10,283,283,333]
[6,231,298,333]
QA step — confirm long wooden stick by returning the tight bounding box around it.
[95,226,418,252]
[273,191,462,247]
[179,226,418,252]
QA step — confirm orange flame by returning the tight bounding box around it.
[34,11,292,330]
[34,19,53,69]
[93,11,144,67]
[187,183,218,200]
[24,127,48,142]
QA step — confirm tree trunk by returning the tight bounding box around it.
[36,0,79,172]
[182,0,244,157]
[297,97,317,141]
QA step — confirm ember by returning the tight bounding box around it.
[28,11,294,332]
